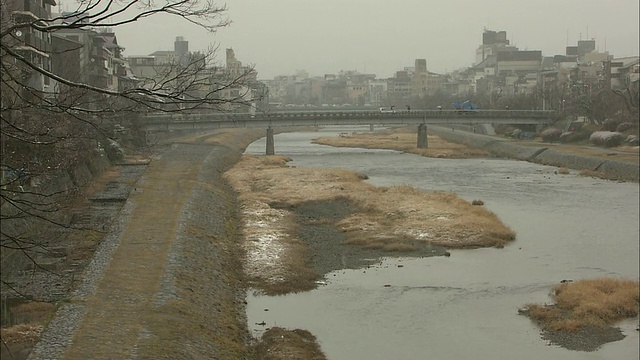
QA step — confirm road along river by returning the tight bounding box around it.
[243,126,639,360]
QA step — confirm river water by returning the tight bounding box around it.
[243,127,640,360]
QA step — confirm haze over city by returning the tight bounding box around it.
[54,0,639,79]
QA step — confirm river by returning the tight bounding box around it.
[243,127,640,360]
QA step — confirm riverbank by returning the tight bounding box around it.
[428,126,639,182]
[19,129,267,359]
[313,125,639,182]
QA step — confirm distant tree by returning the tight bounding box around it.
[612,80,640,123]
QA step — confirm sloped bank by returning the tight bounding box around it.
[25,129,273,360]
[429,126,639,182]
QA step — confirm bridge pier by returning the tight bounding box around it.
[266,127,275,155]
[417,124,428,149]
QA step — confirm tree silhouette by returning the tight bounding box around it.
[1,0,260,295]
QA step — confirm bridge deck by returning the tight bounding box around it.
[142,109,555,131]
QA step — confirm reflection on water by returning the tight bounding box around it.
[244,127,639,360]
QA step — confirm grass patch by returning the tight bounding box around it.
[524,278,639,332]
[0,323,45,344]
[252,327,327,360]
[313,127,490,159]
[520,141,639,164]
[557,167,570,175]
[225,154,515,294]
[578,168,628,182]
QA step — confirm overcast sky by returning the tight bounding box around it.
[60,0,639,79]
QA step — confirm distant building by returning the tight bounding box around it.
[53,27,135,92]
[4,0,57,94]
[496,51,542,76]
[604,57,640,90]
[475,29,518,65]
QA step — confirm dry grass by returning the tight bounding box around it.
[225,154,515,293]
[176,128,248,145]
[557,167,570,175]
[525,278,640,332]
[520,141,639,164]
[578,168,628,181]
[9,302,55,324]
[252,327,327,360]
[0,323,45,344]
[313,127,490,158]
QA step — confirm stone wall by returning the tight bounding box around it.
[1,151,113,279]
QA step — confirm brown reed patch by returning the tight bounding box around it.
[525,278,639,332]
[10,302,55,324]
[578,168,626,181]
[252,327,327,360]
[1,323,45,344]
[557,167,570,175]
[225,154,515,293]
[313,127,490,158]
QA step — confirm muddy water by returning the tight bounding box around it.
[244,127,640,360]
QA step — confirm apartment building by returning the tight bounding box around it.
[52,28,135,93]
[604,57,640,90]
[4,0,57,94]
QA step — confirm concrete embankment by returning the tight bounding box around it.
[429,126,639,182]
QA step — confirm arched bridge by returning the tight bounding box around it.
[142,109,555,131]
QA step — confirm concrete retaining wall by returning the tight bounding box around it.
[430,126,639,182]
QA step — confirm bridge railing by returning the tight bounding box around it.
[143,109,556,124]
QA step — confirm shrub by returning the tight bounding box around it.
[590,131,625,147]
[510,128,523,139]
[103,139,125,162]
[602,118,621,132]
[626,135,639,146]
[616,122,635,133]
[540,128,563,143]
[559,129,590,143]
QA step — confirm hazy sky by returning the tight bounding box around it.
[59,0,639,79]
